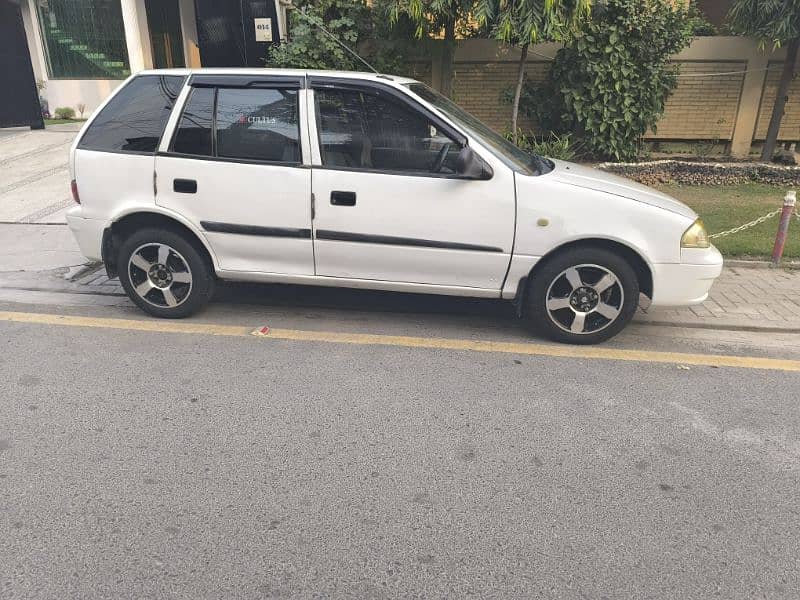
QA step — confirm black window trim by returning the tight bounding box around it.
[165,80,303,165]
[77,74,187,155]
[189,74,305,89]
[155,150,306,168]
[311,163,486,180]
[210,86,218,157]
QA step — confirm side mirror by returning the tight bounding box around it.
[455,146,493,180]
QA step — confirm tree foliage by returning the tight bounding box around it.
[476,0,589,46]
[525,0,693,160]
[384,0,480,96]
[728,0,800,48]
[475,0,591,139]
[728,0,800,161]
[385,0,479,38]
[267,0,413,73]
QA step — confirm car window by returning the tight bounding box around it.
[78,75,185,153]
[406,82,551,176]
[315,88,460,174]
[171,86,214,156]
[171,86,301,163]
[216,88,300,163]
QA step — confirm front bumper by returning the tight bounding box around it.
[650,245,724,307]
[65,206,105,262]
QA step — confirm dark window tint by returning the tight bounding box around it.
[315,88,459,174]
[79,75,185,153]
[172,87,214,156]
[216,88,300,162]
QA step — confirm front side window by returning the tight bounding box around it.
[171,86,301,164]
[78,75,185,153]
[36,0,130,79]
[315,88,461,174]
[406,82,551,176]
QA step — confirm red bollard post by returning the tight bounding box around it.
[772,190,796,266]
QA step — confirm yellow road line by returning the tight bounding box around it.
[1,309,799,372]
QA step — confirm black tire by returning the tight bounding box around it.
[117,227,215,318]
[525,246,639,345]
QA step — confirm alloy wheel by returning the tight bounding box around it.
[545,264,625,335]
[127,243,193,308]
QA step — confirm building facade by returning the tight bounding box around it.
[19,0,288,114]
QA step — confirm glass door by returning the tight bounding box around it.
[145,0,185,69]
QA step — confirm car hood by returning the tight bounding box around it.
[546,159,697,220]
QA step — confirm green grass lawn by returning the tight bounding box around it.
[654,183,799,259]
[44,118,86,125]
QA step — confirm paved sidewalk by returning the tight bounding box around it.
[637,266,800,332]
[1,223,799,332]
[0,124,81,224]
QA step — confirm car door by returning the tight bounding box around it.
[156,74,313,275]
[308,78,516,291]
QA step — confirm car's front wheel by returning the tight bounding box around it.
[526,246,639,344]
[117,228,214,318]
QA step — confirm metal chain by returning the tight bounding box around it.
[708,209,783,239]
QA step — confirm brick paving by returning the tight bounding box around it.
[636,266,800,331]
[71,264,124,294]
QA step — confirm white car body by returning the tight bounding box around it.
[65,68,723,340]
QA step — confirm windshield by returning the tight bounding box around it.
[405,82,552,176]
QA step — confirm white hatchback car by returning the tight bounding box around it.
[66,68,722,344]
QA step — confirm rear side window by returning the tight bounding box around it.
[78,75,185,153]
[170,86,301,164]
[172,87,214,156]
[216,88,300,162]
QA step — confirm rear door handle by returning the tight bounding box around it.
[174,178,197,194]
[330,190,356,206]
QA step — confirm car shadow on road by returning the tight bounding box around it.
[214,280,517,319]
[205,280,533,341]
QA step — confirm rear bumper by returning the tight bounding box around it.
[65,207,105,262]
[650,246,724,307]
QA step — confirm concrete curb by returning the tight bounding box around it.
[634,318,800,334]
[725,259,800,270]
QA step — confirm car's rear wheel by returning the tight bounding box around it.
[526,246,639,344]
[117,228,214,318]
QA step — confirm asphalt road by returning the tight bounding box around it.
[1,291,800,599]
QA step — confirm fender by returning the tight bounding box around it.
[102,204,220,276]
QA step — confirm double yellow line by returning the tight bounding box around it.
[1,310,799,372]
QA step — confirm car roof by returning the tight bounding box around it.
[136,67,419,86]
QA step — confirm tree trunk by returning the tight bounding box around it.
[761,37,800,162]
[440,16,456,98]
[511,42,530,144]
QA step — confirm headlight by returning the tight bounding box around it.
[681,218,709,249]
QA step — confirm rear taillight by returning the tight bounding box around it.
[70,179,80,204]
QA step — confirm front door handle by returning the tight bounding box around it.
[174,178,197,194]
[330,190,356,206]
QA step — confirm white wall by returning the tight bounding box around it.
[43,79,125,116]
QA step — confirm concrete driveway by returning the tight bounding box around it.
[0,123,81,224]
